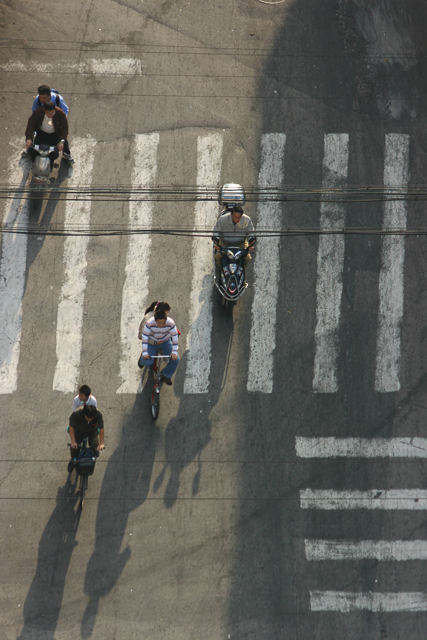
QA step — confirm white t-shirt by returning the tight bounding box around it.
[72,394,97,412]
[40,113,55,134]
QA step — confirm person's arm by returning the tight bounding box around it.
[246,217,256,251]
[212,217,224,250]
[57,95,69,116]
[169,322,179,359]
[97,428,105,451]
[69,425,78,450]
[141,323,152,358]
[25,110,39,146]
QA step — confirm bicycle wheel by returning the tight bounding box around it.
[79,475,88,510]
[151,388,160,420]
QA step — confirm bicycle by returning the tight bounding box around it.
[68,436,100,510]
[150,353,171,421]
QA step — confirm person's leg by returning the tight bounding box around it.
[160,340,180,379]
[88,430,99,454]
[138,342,157,368]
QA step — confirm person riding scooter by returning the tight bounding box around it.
[24,101,68,169]
[212,205,256,265]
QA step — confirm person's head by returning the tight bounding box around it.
[37,85,51,104]
[82,404,97,421]
[145,301,171,315]
[42,101,56,118]
[154,309,167,327]
[78,384,91,402]
[231,205,243,224]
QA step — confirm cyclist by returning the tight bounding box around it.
[138,308,179,385]
[138,301,171,341]
[68,405,105,473]
[212,205,256,265]
[72,384,97,412]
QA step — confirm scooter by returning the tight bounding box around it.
[213,183,250,307]
[28,133,63,188]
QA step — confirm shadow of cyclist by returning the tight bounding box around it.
[153,295,235,509]
[80,386,159,639]
[17,477,80,640]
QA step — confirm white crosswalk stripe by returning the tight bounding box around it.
[310,591,427,612]
[375,133,410,393]
[247,133,286,393]
[296,437,427,458]
[53,136,97,392]
[116,133,159,394]
[312,133,349,393]
[183,133,223,395]
[305,539,427,561]
[0,144,31,394]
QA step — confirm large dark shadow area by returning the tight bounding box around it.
[228,1,427,638]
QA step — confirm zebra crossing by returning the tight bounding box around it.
[297,436,427,612]
[0,131,414,395]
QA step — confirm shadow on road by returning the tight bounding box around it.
[17,477,81,640]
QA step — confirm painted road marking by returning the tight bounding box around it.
[0,146,31,394]
[247,133,286,393]
[300,489,427,510]
[375,134,410,393]
[296,437,427,458]
[184,133,223,394]
[305,539,427,561]
[310,591,427,612]
[52,137,97,393]
[312,133,349,393]
[0,59,142,75]
[117,133,159,394]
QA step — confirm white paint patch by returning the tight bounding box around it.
[117,133,159,394]
[296,437,427,458]
[310,591,427,612]
[312,134,349,393]
[52,137,96,393]
[375,134,410,393]
[0,59,142,75]
[184,133,223,394]
[247,133,286,393]
[305,539,427,561]
[0,147,31,394]
[300,489,427,510]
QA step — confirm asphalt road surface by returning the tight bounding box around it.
[1,0,427,638]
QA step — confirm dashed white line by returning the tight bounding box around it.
[0,59,142,75]
[184,133,223,395]
[117,133,159,394]
[375,133,410,393]
[295,437,427,458]
[0,146,31,394]
[247,133,286,393]
[52,137,97,393]
[312,133,349,393]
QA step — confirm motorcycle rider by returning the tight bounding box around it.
[212,205,256,265]
[24,101,68,169]
[25,84,74,163]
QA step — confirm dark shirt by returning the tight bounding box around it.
[69,407,104,435]
[25,106,69,141]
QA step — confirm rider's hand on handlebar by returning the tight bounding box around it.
[70,441,78,449]
[97,444,105,452]
[143,353,150,360]
[25,140,32,150]
[171,353,178,360]
[57,143,64,152]
[248,246,255,252]
[213,243,220,252]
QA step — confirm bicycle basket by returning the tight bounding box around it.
[75,448,96,476]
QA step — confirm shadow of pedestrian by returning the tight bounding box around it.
[17,477,80,640]
[80,387,159,639]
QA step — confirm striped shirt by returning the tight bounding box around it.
[142,317,179,355]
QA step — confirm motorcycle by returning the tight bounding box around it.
[28,133,63,188]
[213,183,250,308]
